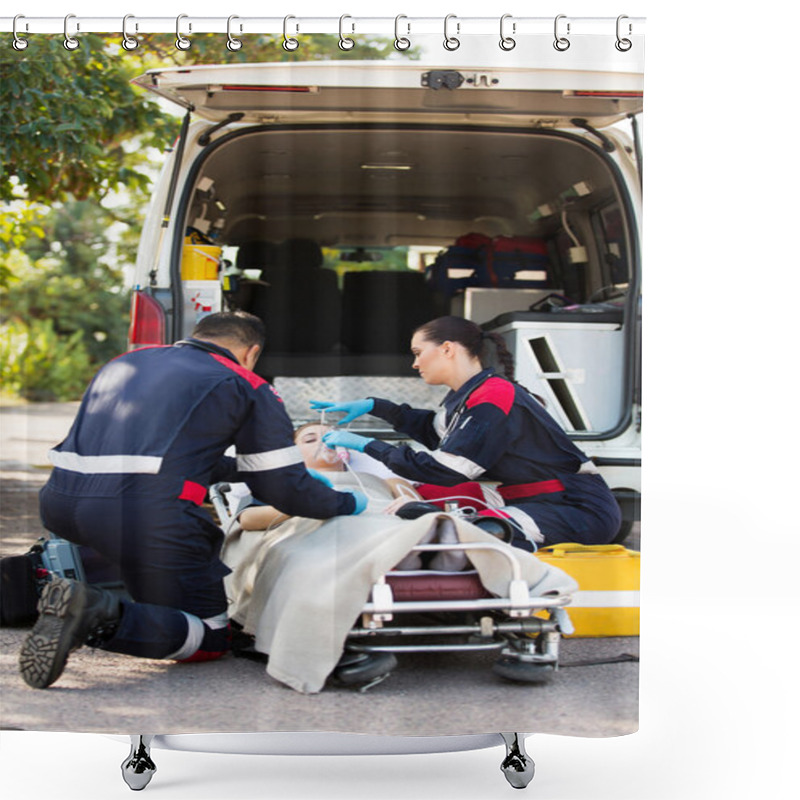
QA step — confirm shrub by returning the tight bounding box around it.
[0,317,94,401]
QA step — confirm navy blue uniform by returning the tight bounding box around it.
[363,368,621,548]
[40,338,356,660]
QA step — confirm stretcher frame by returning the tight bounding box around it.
[209,483,575,684]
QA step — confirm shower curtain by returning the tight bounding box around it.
[0,11,643,746]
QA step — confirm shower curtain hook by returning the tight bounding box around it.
[122,15,139,51]
[63,14,79,50]
[499,14,516,51]
[444,14,460,51]
[615,15,632,51]
[553,14,570,51]
[226,15,243,51]
[394,15,411,51]
[175,14,191,50]
[283,15,299,51]
[12,15,28,50]
[339,15,355,50]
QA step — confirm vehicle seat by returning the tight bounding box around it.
[231,241,277,310]
[341,271,436,354]
[249,238,341,353]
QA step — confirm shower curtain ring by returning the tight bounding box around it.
[499,14,516,51]
[122,15,139,50]
[444,14,460,51]
[227,15,243,51]
[283,15,299,51]
[63,14,79,50]
[394,15,411,51]
[12,15,28,50]
[553,14,570,51]
[175,14,191,50]
[615,15,632,51]
[339,15,355,50]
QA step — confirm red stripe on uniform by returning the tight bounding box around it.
[210,353,267,390]
[179,480,207,505]
[465,377,515,414]
[497,479,565,500]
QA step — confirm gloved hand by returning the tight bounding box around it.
[309,398,374,425]
[322,430,374,453]
[341,488,368,515]
[307,468,333,488]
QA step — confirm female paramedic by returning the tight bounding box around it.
[316,315,622,551]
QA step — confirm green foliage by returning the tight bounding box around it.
[1,200,131,368]
[0,35,177,205]
[0,317,94,401]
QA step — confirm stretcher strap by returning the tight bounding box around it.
[178,480,207,505]
[497,479,565,500]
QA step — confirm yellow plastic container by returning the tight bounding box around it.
[535,543,640,637]
[181,244,221,280]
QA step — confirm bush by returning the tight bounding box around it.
[0,317,94,401]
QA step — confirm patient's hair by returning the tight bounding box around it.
[414,316,515,381]
[192,312,265,350]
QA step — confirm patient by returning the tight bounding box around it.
[237,422,422,533]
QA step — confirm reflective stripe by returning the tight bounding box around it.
[48,450,163,474]
[578,461,600,475]
[431,449,485,479]
[572,590,640,608]
[237,445,303,473]
[166,612,205,661]
[203,612,229,630]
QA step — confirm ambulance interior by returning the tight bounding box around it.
[180,124,640,439]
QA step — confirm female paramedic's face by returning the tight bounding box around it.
[294,424,345,471]
[411,332,450,386]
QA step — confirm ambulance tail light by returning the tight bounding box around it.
[128,289,166,349]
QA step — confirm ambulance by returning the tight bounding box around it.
[128,59,643,540]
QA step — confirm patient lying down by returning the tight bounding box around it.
[221,423,578,693]
[237,422,469,571]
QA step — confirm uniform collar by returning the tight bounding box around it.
[442,367,495,412]
[175,337,240,365]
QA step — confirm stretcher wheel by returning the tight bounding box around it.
[492,655,555,684]
[331,651,397,686]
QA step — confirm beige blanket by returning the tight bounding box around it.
[222,472,576,694]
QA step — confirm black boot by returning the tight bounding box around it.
[19,576,121,689]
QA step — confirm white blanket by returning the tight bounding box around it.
[222,471,576,694]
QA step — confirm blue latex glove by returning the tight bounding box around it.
[322,429,374,453]
[341,488,368,515]
[307,468,333,488]
[309,398,374,425]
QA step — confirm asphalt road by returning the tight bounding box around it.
[0,402,638,737]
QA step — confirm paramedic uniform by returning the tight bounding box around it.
[39,338,358,661]
[363,368,621,549]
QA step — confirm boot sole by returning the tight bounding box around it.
[19,577,87,689]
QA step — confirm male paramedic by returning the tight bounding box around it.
[19,311,368,689]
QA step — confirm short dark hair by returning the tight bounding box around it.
[192,312,265,349]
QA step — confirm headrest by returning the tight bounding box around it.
[276,238,324,272]
[236,241,278,275]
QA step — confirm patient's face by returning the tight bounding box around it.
[295,424,346,471]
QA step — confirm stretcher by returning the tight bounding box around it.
[209,482,576,688]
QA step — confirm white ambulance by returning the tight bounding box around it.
[128,60,642,540]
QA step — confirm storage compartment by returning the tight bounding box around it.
[485,310,626,433]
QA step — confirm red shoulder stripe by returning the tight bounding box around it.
[210,353,267,391]
[465,377,515,415]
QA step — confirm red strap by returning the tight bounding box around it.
[497,479,565,500]
[416,481,487,509]
[179,480,207,505]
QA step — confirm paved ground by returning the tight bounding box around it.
[0,402,638,737]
